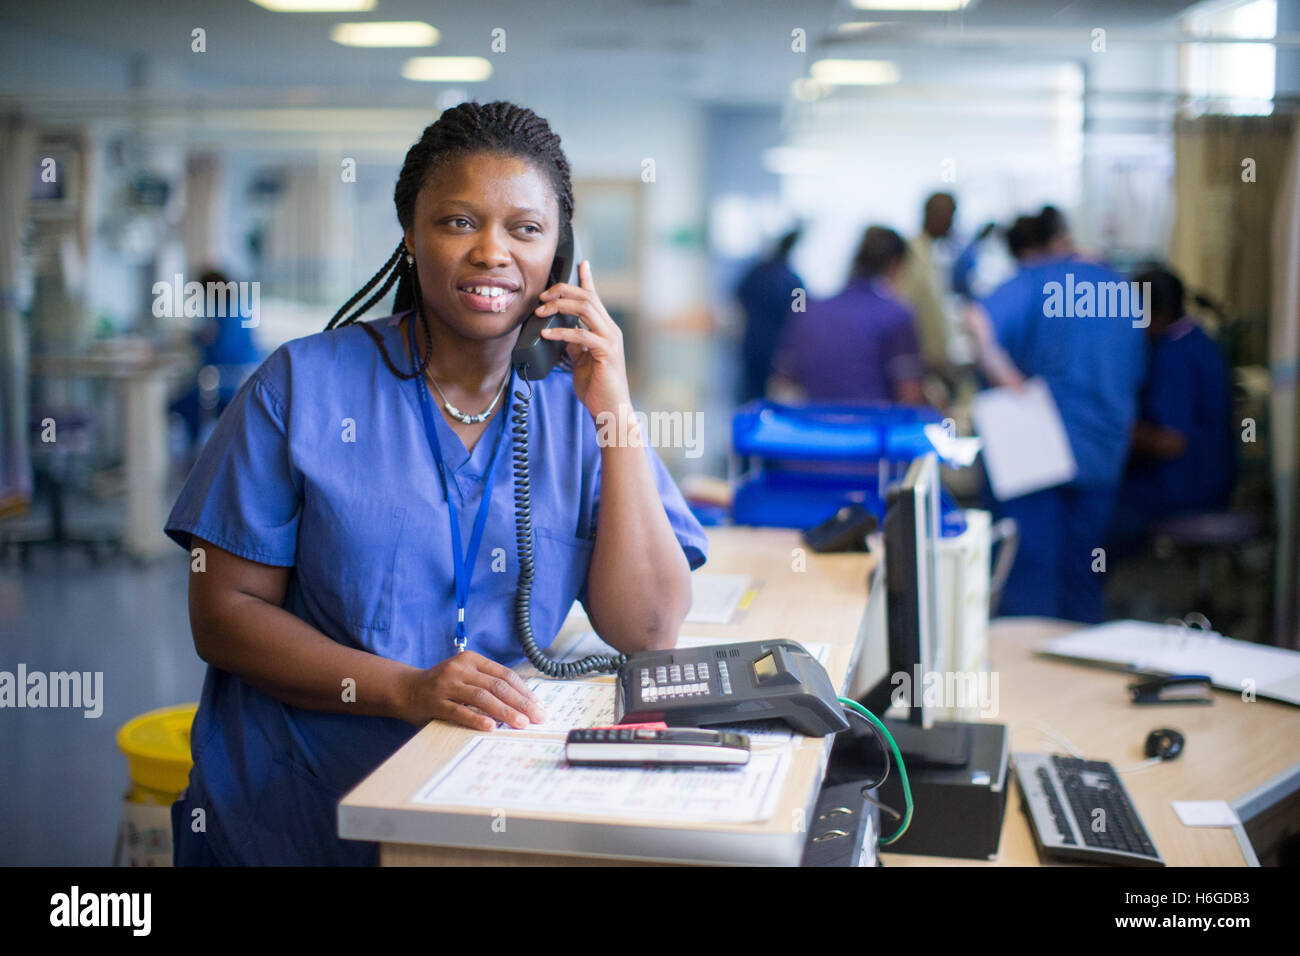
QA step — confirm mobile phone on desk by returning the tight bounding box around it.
[564,727,751,767]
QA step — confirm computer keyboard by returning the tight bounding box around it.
[1013,752,1164,866]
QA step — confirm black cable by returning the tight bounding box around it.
[843,705,890,790]
[511,376,626,678]
[861,789,903,823]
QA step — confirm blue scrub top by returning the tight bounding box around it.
[980,256,1148,488]
[164,311,709,865]
[1122,318,1235,514]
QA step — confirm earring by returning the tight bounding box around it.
[405,253,414,268]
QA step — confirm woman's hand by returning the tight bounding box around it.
[401,651,547,731]
[535,260,632,420]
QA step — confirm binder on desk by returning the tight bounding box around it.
[1039,618,1300,707]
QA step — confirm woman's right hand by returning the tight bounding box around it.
[401,652,547,731]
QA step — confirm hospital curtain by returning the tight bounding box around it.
[264,163,348,304]
[0,111,38,516]
[1170,113,1294,361]
[184,152,227,274]
[1270,122,1300,650]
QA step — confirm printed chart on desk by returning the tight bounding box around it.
[411,736,791,823]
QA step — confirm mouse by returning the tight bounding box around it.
[1144,728,1185,760]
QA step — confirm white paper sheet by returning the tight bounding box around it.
[412,736,791,823]
[563,573,756,627]
[495,678,614,733]
[685,574,754,624]
[971,377,1077,500]
[1173,800,1241,828]
[1040,620,1300,706]
[923,423,982,468]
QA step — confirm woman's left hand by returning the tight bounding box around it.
[536,261,631,420]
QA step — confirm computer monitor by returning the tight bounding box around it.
[885,452,940,727]
[858,452,970,766]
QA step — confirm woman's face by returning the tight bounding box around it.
[405,151,560,343]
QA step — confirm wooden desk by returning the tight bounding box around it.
[881,618,1300,867]
[339,530,1300,866]
[338,526,877,865]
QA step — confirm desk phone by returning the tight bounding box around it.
[615,640,850,737]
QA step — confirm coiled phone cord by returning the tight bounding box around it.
[511,379,626,678]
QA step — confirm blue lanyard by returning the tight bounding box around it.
[405,320,513,652]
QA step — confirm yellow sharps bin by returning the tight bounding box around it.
[114,703,197,866]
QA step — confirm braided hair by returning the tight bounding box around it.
[325,100,575,380]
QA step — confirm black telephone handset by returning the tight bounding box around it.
[510,230,580,381]
[506,229,624,679]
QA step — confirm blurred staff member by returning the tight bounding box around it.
[1005,215,1048,267]
[1036,204,1073,257]
[735,228,804,404]
[896,192,957,372]
[170,268,266,451]
[1108,264,1236,555]
[965,212,1147,624]
[950,220,999,300]
[773,225,924,404]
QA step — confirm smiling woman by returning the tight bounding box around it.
[163,100,707,866]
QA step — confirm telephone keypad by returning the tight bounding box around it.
[637,665,716,703]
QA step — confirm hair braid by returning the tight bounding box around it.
[326,100,575,380]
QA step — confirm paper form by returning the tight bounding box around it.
[412,736,792,823]
[496,678,615,733]
[971,377,1077,500]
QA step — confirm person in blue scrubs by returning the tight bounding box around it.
[735,228,803,404]
[164,101,707,866]
[169,268,266,451]
[1108,265,1235,556]
[966,216,1146,623]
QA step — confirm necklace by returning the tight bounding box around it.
[425,368,510,425]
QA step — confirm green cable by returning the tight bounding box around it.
[838,697,913,846]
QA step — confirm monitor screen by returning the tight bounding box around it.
[880,452,942,728]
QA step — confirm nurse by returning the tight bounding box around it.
[966,214,1146,623]
[164,101,708,865]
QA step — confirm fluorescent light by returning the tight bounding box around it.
[851,0,970,10]
[401,57,493,83]
[838,21,885,34]
[250,0,376,11]
[331,22,439,47]
[810,59,899,85]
